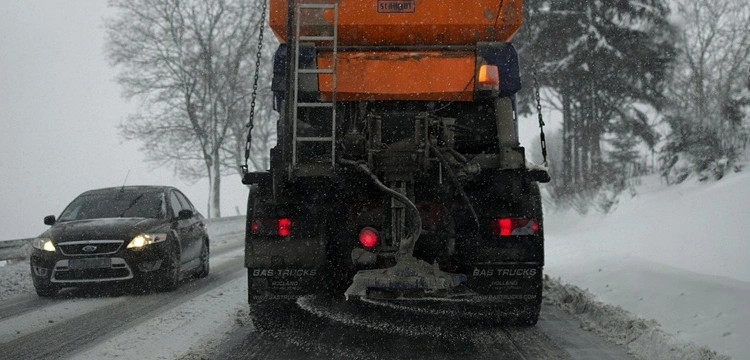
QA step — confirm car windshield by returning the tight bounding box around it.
[58,191,165,221]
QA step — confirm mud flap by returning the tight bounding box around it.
[248,268,324,301]
[464,264,543,302]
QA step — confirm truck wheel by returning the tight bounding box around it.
[249,301,297,334]
[248,275,296,334]
[517,304,541,326]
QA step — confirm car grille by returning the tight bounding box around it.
[51,258,133,283]
[54,268,132,281]
[58,240,124,256]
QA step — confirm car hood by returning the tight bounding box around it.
[43,218,168,243]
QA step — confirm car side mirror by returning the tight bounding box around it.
[44,215,56,226]
[177,209,194,220]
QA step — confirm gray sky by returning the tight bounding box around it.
[0,1,248,239]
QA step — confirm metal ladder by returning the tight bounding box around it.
[291,2,339,174]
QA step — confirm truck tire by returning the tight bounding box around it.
[516,181,543,325]
[518,301,541,326]
[247,274,296,334]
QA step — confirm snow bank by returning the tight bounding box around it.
[0,260,33,301]
[544,170,750,359]
[544,275,731,360]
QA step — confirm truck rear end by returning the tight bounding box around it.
[243,0,549,327]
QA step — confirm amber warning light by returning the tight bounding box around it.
[478,65,500,89]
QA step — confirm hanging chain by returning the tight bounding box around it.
[532,66,548,167]
[524,6,548,167]
[242,0,268,174]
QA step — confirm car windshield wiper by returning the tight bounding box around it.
[118,194,144,217]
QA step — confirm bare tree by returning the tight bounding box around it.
[662,0,750,181]
[106,0,273,217]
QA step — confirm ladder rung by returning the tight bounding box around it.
[298,102,334,108]
[297,137,334,142]
[298,68,334,74]
[299,36,335,41]
[298,4,336,9]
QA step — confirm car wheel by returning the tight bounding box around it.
[194,238,210,279]
[33,281,58,298]
[31,266,59,297]
[158,245,181,292]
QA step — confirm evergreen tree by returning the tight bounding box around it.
[518,0,675,206]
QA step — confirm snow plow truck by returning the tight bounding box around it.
[241,0,550,327]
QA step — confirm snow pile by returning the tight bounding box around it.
[544,275,731,360]
[544,170,750,359]
[0,261,33,301]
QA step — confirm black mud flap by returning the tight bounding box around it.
[463,264,543,302]
[248,268,324,301]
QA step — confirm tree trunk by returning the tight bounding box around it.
[562,88,573,187]
[208,148,222,218]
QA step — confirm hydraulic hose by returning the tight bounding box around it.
[340,158,422,258]
[430,145,481,235]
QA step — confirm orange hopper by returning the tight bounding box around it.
[268,0,524,101]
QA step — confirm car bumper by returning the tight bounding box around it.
[30,243,170,285]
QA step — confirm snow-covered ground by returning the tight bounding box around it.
[544,171,750,359]
[1,174,749,359]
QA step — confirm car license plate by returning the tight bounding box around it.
[69,258,111,269]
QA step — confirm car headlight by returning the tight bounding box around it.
[127,233,168,249]
[32,238,56,252]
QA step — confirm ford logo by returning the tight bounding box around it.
[82,245,97,253]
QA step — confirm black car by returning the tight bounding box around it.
[30,186,210,297]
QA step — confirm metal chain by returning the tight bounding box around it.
[532,66,548,167]
[242,0,268,174]
[524,6,548,167]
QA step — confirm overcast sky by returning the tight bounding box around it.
[0,1,249,239]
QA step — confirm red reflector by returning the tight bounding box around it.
[498,218,513,236]
[278,218,291,237]
[251,220,259,233]
[495,218,539,237]
[359,227,379,248]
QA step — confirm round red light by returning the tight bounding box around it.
[358,228,379,248]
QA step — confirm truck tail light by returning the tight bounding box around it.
[494,218,539,237]
[251,218,292,237]
[359,227,379,248]
[278,218,291,237]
